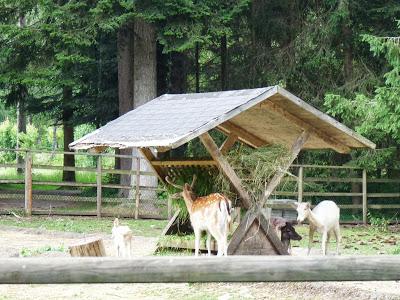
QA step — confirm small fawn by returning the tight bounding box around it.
[111,218,133,258]
[166,175,232,256]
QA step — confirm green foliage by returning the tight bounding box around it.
[20,245,66,257]
[0,215,167,237]
[368,211,391,232]
[217,145,291,205]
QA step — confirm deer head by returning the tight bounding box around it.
[165,175,197,212]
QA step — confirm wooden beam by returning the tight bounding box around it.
[219,133,238,155]
[264,130,310,201]
[199,132,252,208]
[263,101,351,153]
[0,256,400,283]
[151,160,217,167]
[217,121,267,148]
[138,148,166,183]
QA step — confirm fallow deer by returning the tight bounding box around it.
[166,175,232,256]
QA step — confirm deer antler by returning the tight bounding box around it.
[191,174,197,189]
[165,176,183,190]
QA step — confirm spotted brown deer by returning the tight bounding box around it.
[166,175,232,256]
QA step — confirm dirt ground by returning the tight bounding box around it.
[0,226,399,300]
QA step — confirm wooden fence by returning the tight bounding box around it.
[0,148,166,219]
[273,164,400,224]
[0,256,399,283]
[0,148,399,223]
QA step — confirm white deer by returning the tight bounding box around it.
[295,201,341,256]
[166,175,232,256]
[111,218,133,258]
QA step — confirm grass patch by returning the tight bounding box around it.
[20,245,67,257]
[158,224,400,256]
[0,216,167,237]
[291,224,399,255]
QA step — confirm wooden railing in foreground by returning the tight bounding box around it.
[0,256,399,283]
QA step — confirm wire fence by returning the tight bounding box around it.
[0,148,399,223]
[0,148,169,219]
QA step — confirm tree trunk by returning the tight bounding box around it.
[16,15,27,174]
[132,19,158,210]
[195,42,200,93]
[117,22,135,194]
[220,35,227,91]
[16,89,26,174]
[62,86,75,182]
[169,51,188,158]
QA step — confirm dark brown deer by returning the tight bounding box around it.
[166,175,232,256]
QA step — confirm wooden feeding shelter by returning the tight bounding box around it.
[70,85,375,255]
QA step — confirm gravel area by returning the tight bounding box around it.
[0,225,399,300]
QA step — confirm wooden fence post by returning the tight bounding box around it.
[24,151,32,216]
[96,155,102,218]
[167,197,172,219]
[298,166,303,203]
[362,169,367,224]
[135,157,140,220]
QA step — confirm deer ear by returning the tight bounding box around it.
[305,202,311,209]
[184,183,191,190]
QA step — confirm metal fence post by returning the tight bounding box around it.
[362,169,367,224]
[96,155,102,218]
[24,151,32,216]
[135,157,140,220]
[298,166,303,203]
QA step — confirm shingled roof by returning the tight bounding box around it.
[70,85,375,153]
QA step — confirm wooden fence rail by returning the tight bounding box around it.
[0,256,399,284]
[0,149,163,219]
[1,148,400,223]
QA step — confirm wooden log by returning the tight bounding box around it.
[297,166,303,203]
[264,130,310,200]
[199,132,252,208]
[24,152,32,216]
[0,256,399,284]
[362,169,367,224]
[96,156,102,218]
[219,133,238,155]
[135,157,140,220]
[69,239,106,257]
[217,121,268,148]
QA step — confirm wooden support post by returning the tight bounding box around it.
[362,169,367,224]
[199,132,252,208]
[264,130,310,201]
[139,148,166,183]
[167,197,172,219]
[219,133,238,155]
[298,166,304,203]
[96,155,102,218]
[135,157,140,220]
[24,152,32,216]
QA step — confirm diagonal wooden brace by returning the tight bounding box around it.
[264,130,310,203]
[263,130,310,202]
[199,132,252,209]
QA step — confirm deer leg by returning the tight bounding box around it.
[307,227,315,256]
[206,232,212,256]
[327,231,332,254]
[208,227,223,256]
[321,231,328,256]
[334,224,341,255]
[194,229,201,257]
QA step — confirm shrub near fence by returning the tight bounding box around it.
[0,149,169,219]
